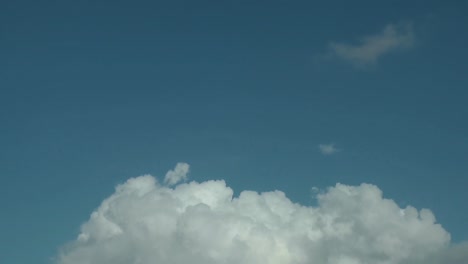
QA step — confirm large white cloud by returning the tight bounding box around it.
[57,164,465,264]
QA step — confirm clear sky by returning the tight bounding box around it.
[1,1,467,263]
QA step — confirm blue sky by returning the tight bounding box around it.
[1,1,468,263]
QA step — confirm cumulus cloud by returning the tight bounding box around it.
[319,143,339,155]
[329,22,414,67]
[164,162,189,186]
[57,163,467,264]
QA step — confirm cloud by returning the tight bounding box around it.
[164,162,189,186]
[319,143,339,155]
[407,242,468,264]
[57,163,467,264]
[329,22,414,67]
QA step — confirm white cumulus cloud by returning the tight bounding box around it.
[329,22,414,67]
[57,163,467,264]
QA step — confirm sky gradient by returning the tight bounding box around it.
[1,1,468,263]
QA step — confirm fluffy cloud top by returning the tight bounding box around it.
[329,22,414,67]
[57,164,464,264]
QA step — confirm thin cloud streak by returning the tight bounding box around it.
[319,143,339,155]
[329,22,414,67]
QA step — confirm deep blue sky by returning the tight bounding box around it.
[1,1,467,263]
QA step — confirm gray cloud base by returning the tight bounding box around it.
[57,167,465,264]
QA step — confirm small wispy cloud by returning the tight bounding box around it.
[164,162,190,186]
[329,22,414,67]
[319,143,340,155]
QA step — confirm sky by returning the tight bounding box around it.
[1,0,468,263]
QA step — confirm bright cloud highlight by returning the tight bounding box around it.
[57,163,466,264]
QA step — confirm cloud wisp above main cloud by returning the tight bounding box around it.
[164,162,190,186]
[329,22,414,67]
[57,163,466,264]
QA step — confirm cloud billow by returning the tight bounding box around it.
[57,164,465,264]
